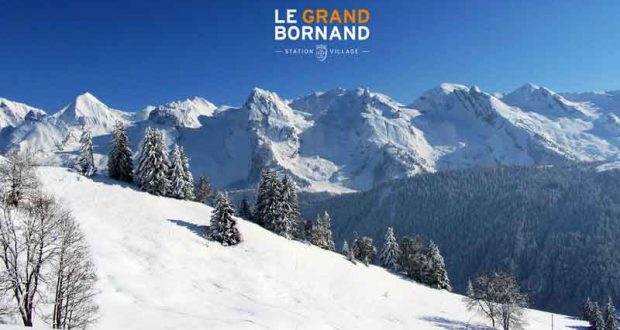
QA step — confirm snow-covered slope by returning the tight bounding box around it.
[0,97,46,129]
[292,88,434,190]
[411,84,567,168]
[33,167,586,330]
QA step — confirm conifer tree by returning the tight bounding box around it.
[179,146,195,200]
[168,145,186,199]
[424,240,451,290]
[278,175,300,238]
[253,169,280,227]
[207,193,242,246]
[593,303,606,330]
[77,129,97,177]
[310,211,335,251]
[168,145,194,200]
[135,128,170,196]
[238,195,252,220]
[342,240,355,263]
[195,175,212,205]
[353,235,377,266]
[108,121,133,182]
[379,226,401,272]
[605,297,618,330]
[584,297,596,323]
[398,235,428,282]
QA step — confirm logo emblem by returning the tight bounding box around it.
[315,44,328,62]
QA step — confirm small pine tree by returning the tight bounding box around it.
[108,121,133,182]
[238,195,252,220]
[135,128,170,196]
[342,240,350,256]
[342,240,355,263]
[398,235,428,282]
[168,145,186,199]
[253,169,281,228]
[178,147,195,200]
[424,241,451,290]
[353,236,377,266]
[593,303,606,330]
[379,227,401,272]
[278,175,300,238]
[605,297,618,330]
[207,193,242,246]
[195,175,212,205]
[77,129,97,177]
[584,297,596,323]
[310,211,335,251]
[167,145,195,200]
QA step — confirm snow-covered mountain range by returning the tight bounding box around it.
[1,83,618,192]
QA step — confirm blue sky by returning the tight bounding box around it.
[1,0,619,111]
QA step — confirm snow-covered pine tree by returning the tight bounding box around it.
[353,236,377,266]
[107,121,133,182]
[277,175,300,238]
[584,298,593,321]
[605,297,618,330]
[584,297,596,323]
[238,195,252,220]
[168,144,186,199]
[592,303,606,330]
[179,147,195,200]
[350,232,360,261]
[379,227,401,272]
[77,129,97,177]
[195,175,212,205]
[342,240,355,263]
[310,211,335,251]
[424,240,451,290]
[252,169,280,227]
[398,235,428,282]
[135,128,170,196]
[207,193,242,246]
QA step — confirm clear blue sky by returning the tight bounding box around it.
[1,0,619,111]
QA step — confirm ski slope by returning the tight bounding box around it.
[25,167,586,329]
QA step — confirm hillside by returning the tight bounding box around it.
[24,167,585,329]
[301,164,620,315]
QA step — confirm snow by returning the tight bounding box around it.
[53,92,131,135]
[146,97,216,128]
[21,167,587,330]
[1,83,620,193]
[0,97,47,129]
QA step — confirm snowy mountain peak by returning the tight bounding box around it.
[437,83,469,94]
[147,96,217,128]
[502,83,594,118]
[54,92,130,134]
[0,97,47,128]
[244,88,296,120]
[411,83,496,118]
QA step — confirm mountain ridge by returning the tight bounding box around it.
[0,82,618,192]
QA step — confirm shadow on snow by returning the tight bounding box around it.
[168,219,208,237]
